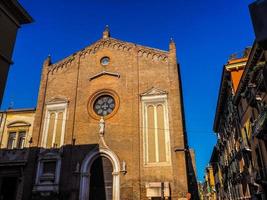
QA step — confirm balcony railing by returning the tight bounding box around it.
[0,148,29,165]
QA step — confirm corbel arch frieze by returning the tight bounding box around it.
[137,49,168,62]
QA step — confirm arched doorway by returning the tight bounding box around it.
[89,156,113,200]
[79,148,120,200]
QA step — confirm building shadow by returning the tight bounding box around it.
[0,144,113,200]
[187,149,200,200]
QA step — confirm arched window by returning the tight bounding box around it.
[6,121,31,149]
[141,92,171,166]
[42,101,68,148]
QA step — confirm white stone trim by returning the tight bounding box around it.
[141,94,171,166]
[145,182,170,198]
[41,102,68,148]
[79,148,121,200]
[34,152,61,192]
[154,106,159,162]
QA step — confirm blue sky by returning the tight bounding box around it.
[2,0,255,180]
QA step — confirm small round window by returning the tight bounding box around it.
[93,95,115,116]
[100,57,110,66]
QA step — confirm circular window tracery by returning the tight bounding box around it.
[88,90,119,120]
[93,95,115,116]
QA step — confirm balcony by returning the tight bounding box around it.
[253,109,267,139]
[0,148,29,166]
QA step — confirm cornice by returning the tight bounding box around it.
[233,42,264,104]
[140,87,168,96]
[0,0,33,24]
[80,38,133,57]
[49,54,76,74]
[136,46,168,63]
[80,37,169,62]
[48,37,170,73]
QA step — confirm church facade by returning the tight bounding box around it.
[0,28,197,200]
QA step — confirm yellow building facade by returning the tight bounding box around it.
[0,108,35,149]
[203,166,216,200]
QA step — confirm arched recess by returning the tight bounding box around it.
[79,148,120,200]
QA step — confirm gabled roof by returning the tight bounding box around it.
[48,31,171,72]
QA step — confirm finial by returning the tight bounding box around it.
[43,54,52,66]
[169,37,176,52]
[103,25,110,39]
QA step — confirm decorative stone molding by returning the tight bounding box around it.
[87,89,120,120]
[0,149,29,164]
[49,55,76,74]
[141,88,171,166]
[137,48,168,63]
[33,149,62,194]
[141,87,168,97]
[46,96,69,105]
[7,120,31,128]
[89,71,120,81]
[41,102,68,148]
[79,148,121,200]
[145,182,170,199]
[80,38,133,58]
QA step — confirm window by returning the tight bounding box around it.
[88,90,119,120]
[7,131,28,149]
[7,132,16,149]
[142,93,171,165]
[5,121,31,149]
[42,102,67,148]
[39,161,57,184]
[17,131,26,149]
[34,151,61,193]
[100,56,110,66]
[93,95,115,116]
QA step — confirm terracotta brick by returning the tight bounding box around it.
[31,30,191,199]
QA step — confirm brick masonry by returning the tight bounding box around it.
[29,30,191,200]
